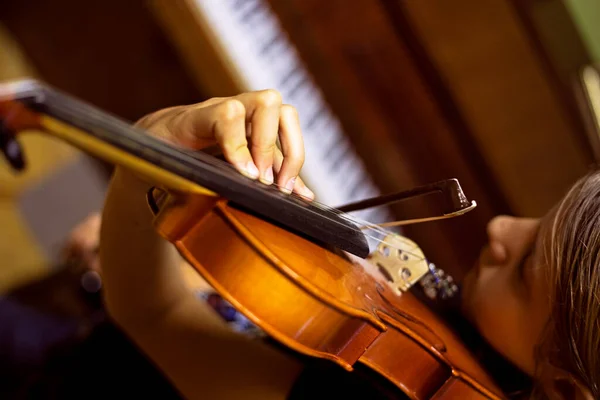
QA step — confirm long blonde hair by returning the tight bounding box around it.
[533,170,600,398]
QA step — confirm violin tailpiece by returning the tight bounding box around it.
[367,233,459,301]
[367,233,430,294]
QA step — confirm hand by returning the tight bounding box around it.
[62,212,102,273]
[135,89,314,199]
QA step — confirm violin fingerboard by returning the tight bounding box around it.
[1,79,370,258]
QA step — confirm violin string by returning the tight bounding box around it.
[264,180,426,261]
[216,160,426,260]
[296,193,427,260]
[202,151,397,240]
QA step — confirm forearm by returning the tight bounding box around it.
[132,294,303,400]
[99,167,188,326]
[99,167,302,399]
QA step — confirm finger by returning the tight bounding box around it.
[170,100,259,179]
[63,213,102,255]
[234,89,282,184]
[296,178,315,201]
[275,104,305,188]
[136,98,226,135]
[195,97,226,108]
[273,149,315,200]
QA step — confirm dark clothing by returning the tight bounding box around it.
[287,358,408,399]
[0,295,80,370]
[0,295,83,397]
[0,284,526,399]
[31,322,182,399]
[0,290,401,399]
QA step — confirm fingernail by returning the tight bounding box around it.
[242,161,259,179]
[260,166,274,185]
[282,176,296,194]
[300,185,315,200]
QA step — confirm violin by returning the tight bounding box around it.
[0,79,505,399]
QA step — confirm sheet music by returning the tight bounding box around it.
[189,0,395,231]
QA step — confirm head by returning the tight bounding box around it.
[461,170,600,399]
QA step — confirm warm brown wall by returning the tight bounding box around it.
[400,0,592,217]
[0,0,206,291]
[265,0,595,277]
[0,0,203,122]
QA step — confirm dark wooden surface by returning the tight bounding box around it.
[266,0,500,279]
[0,0,203,122]
[266,0,594,279]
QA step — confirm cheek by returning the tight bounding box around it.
[462,266,535,373]
[465,266,515,331]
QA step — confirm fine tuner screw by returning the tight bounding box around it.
[419,263,459,301]
[0,123,25,171]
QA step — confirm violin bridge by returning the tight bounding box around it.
[367,233,430,295]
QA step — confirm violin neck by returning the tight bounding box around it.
[0,79,371,259]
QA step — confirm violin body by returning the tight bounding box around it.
[0,79,505,399]
[153,192,504,399]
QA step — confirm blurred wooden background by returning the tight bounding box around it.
[1,0,599,291]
